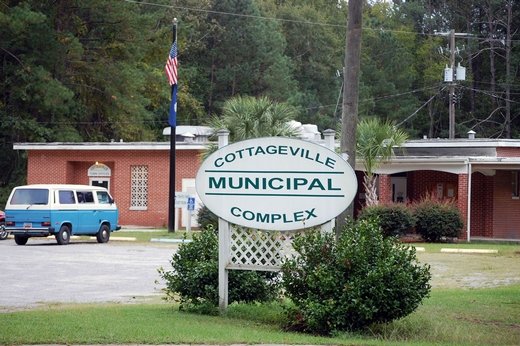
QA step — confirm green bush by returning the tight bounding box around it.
[281,219,431,335]
[358,203,415,237]
[197,205,218,230]
[413,198,464,242]
[159,227,280,313]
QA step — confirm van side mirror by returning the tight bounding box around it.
[109,196,114,204]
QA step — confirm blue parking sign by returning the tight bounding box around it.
[187,197,195,211]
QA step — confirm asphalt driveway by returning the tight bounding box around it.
[0,237,175,311]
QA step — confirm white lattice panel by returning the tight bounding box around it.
[130,165,148,208]
[228,227,300,271]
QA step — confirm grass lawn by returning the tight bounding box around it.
[410,241,520,256]
[2,287,519,345]
[2,239,519,345]
[112,229,193,243]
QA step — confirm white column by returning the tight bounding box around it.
[321,129,336,234]
[217,129,230,311]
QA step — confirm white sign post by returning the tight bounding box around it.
[175,192,195,231]
[186,197,195,232]
[196,131,357,311]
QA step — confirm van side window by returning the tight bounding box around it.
[76,191,94,203]
[84,191,94,203]
[76,191,85,203]
[59,191,75,204]
[97,191,110,204]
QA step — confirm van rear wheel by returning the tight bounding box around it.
[96,224,110,243]
[56,225,70,245]
[14,235,28,245]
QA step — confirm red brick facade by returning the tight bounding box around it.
[372,169,520,240]
[378,175,392,204]
[492,170,520,239]
[26,148,202,227]
[17,140,520,239]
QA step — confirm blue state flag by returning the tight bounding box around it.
[169,83,177,127]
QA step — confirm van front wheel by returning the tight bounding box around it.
[56,225,70,245]
[96,225,110,243]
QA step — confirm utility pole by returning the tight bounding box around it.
[438,30,467,139]
[448,29,456,139]
[338,0,363,234]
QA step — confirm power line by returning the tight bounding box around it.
[396,87,446,127]
[305,85,441,112]
[460,85,520,104]
[124,0,520,42]
[125,0,346,28]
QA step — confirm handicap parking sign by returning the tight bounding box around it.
[187,197,195,211]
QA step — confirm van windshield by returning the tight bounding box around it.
[11,189,49,205]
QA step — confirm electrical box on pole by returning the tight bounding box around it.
[456,63,466,81]
[444,65,454,82]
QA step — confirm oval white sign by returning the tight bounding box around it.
[195,137,357,231]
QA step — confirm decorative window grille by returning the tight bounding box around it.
[229,227,300,272]
[130,165,148,209]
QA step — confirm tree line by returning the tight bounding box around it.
[1,0,519,202]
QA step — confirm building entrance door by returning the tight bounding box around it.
[90,178,109,190]
[391,176,407,203]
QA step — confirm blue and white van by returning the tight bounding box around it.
[4,184,120,245]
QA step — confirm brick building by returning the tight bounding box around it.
[13,126,212,229]
[12,133,520,240]
[367,137,520,241]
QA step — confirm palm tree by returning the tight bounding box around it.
[203,95,298,158]
[357,118,408,206]
[210,95,298,140]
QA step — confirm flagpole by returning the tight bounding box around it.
[168,18,177,232]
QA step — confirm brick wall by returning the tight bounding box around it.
[493,170,520,239]
[497,147,520,157]
[457,174,468,240]
[378,174,392,204]
[401,171,468,239]
[407,170,459,200]
[27,149,202,227]
[470,173,494,237]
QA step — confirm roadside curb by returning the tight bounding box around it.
[408,245,499,254]
[440,248,498,254]
[150,238,192,244]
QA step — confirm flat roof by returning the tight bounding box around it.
[404,138,520,148]
[13,142,208,151]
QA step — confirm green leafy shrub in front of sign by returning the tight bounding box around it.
[358,203,415,237]
[197,205,218,231]
[159,226,280,313]
[413,196,464,242]
[281,218,431,335]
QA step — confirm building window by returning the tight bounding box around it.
[130,165,148,209]
[512,171,520,199]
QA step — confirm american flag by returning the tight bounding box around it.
[165,41,178,85]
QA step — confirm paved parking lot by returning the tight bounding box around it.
[0,237,176,311]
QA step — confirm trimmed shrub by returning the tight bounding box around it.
[197,205,218,231]
[281,219,431,335]
[413,197,464,242]
[159,227,280,313]
[358,203,415,237]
